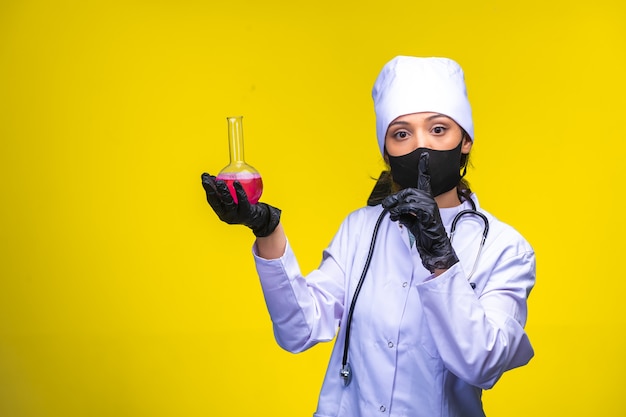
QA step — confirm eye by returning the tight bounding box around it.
[394,130,410,140]
[432,125,447,135]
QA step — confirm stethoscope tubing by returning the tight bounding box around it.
[450,208,489,283]
[340,208,388,386]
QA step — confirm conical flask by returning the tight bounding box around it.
[216,116,263,204]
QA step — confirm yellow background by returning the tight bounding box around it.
[1,0,625,415]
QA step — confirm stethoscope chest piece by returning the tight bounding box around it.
[340,363,352,386]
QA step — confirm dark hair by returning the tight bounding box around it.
[457,149,473,203]
[366,133,473,206]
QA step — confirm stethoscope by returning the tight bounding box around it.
[339,197,490,386]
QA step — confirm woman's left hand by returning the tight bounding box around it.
[382,153,459,273]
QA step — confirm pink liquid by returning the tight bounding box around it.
[216,172,263,204]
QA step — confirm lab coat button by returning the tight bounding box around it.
[402,282,408,288]
[379,405,386,412]
[387,341,394,348]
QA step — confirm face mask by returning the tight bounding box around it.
[387,139,464,196]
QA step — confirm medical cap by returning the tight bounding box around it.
[372,56,474,156]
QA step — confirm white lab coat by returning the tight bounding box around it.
[253,194,535,417]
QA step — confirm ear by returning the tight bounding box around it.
[461,135,473,154]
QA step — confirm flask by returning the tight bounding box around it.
[216,116,263,204]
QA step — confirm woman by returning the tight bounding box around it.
[201,56,535,417]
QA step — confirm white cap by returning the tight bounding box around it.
[372,56,474,156]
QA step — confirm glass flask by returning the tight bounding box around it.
[216,116,263,204]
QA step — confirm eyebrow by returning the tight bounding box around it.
[388,113,452,127]
[388,120,411,127]
[426,113,453,121]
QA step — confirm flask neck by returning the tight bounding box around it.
[227,116,245,163]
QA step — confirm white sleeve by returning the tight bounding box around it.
[252,220,354,353]
[416,244,536,389]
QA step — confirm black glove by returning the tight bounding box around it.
[382,153,458,273]
[201,173,281,237]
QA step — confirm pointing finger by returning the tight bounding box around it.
[417,152,432,196]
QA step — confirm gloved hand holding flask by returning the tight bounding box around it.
[382,152,459,273]
[201,173,281,238]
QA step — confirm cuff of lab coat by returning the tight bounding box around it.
[252,239,298,291]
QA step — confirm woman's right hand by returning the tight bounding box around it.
[201,173,281,237]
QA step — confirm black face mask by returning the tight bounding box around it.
[387,139,464,197]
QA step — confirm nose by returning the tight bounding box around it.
[413,130,432,149]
